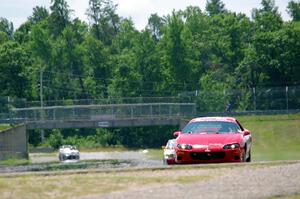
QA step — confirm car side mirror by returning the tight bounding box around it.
[173,131,181,138]
[243,129,250,136]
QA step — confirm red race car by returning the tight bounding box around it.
[174,117,252,164]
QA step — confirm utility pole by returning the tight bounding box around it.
[40,69,45,141]
[40,70,43,109]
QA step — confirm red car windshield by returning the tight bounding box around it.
[182,121,241,134]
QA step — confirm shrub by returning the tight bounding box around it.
[47,129,64,149]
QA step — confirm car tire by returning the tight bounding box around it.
[246,150,251,162]
[241,149,246,162]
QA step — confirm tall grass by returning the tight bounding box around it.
[237,114,300,161]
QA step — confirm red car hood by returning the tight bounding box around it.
[177,133,242,145]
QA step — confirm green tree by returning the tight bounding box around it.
[28,21,53,99]
[237,24,300,88]
[181,6,207,87]
[0,41,31,97]
[160,11,190,94]
[0,17,14,39]
[198,70,234,112]
[30,22,52,67]
[83,36,110,98]
[29,6,49,24]
[87,0,120,45]
[14,7,49,44]
[134,30,163,96]
[252,0,283,31]
[287,0,300,21]
[49,0,72,37]
[14,22,32,44]
[0,32,9,44]
[146,13,165,42]
[205,0,227,16]
[95,128,115,146]
[47,129,64,149]
[108,19,141,97]
[48,20,88,100]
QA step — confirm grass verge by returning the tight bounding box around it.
[237,114,300,161]
[0,168,212,199]
[0,124,11,132]
[0,159,31,166]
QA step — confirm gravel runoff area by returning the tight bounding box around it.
[0,151,162,173]
[84,161,300,199]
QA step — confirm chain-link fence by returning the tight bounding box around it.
[22,96,195,107]
[255,86,300,110]
[1,85,299,124]
[194,85,300,112]
[10,103,196,122]
[0,97,27,111]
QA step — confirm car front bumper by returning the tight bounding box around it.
[175,148,243,164]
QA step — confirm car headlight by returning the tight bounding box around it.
[223,143,240,149]
[165,154,175,158]
[177,144,193,150]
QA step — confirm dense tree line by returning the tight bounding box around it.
[1,0,300,148]
[1,0,299,105]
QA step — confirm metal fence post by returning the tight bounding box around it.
[34,109,37,121]
[253,87,256,111]
[53,109,56,121]
[286,86,289,112]
[130,105,133,118]
[158,104,161,117]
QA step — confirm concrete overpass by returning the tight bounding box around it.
[10,103,196,130]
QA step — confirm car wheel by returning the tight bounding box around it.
[246,150,251,162]
[241,149,246,162]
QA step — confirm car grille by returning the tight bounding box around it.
[67,155,78,160]
[190,152,225,160]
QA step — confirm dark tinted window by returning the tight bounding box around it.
[182,121,241,134]
[166,140,175,149]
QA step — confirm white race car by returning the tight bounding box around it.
[58,145,80,161]
[163,139,176,165]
